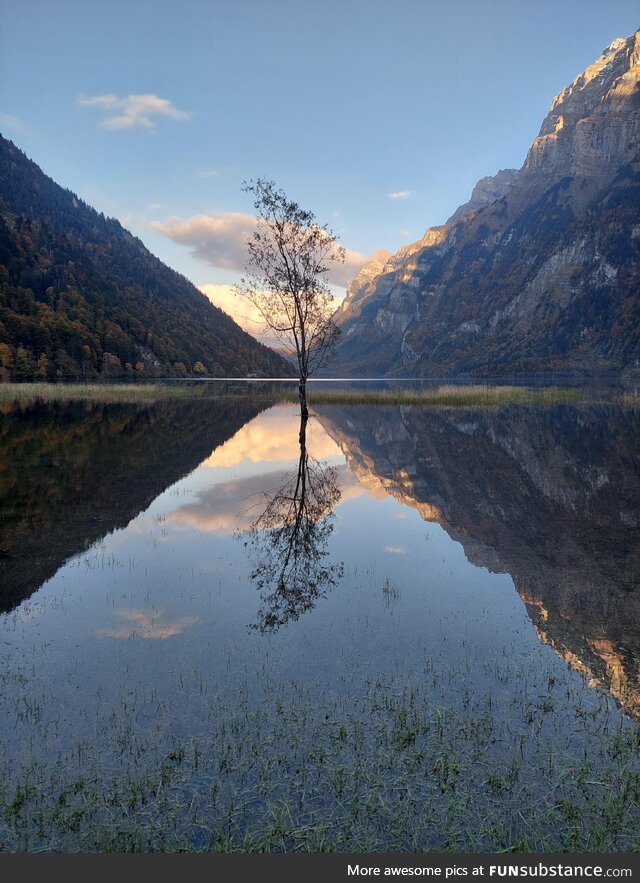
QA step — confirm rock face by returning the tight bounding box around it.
[446,169,518,224]
[524,37,639,178]
[339,249,391,317]
[332,32,640,376]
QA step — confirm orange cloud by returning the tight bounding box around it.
[199,283,283,348]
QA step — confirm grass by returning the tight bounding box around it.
[0,381,590,409]
[3,381,638,410]
[1,652,639,853]
[0,382,215,405]
[619,392,640,409]
[302,385,586,407]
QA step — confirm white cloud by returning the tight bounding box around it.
[197,168,220,179]
[78,93,192,130]
[387,190,413,200]
[0,112,27,135]
[153,211,368,288]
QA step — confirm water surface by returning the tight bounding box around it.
[0,392,638,851]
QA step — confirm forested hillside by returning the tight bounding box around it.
[0,136,291,380]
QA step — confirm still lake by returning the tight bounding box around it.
[1,386,639,851]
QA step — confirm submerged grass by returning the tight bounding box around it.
[619,392,640,409]
[1,656,639,853]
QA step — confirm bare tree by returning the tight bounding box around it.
[239,179,344,425]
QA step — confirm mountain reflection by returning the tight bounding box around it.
[240,413,343,633]
[316,402,640,719]
[3,393,638,719]
[0,397,267,614]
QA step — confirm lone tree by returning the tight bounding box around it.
[239,178,344,423]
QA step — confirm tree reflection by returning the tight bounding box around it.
[241,414,343,632]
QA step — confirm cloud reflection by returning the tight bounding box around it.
[98,608,199,640]
[202,407,342,469]
[168,465,366,535]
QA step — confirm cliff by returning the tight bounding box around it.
[333,32,640,376]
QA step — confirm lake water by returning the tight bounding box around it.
[0,390,639,851]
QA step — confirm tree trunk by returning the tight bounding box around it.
[298,379,308,443]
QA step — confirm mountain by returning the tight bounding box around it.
[332,32,640,376]
[445,169,518,225]
[0,135,291,380]
[337,248,391,323]
[316,402,640,719]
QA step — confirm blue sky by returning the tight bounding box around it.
[1,0,638,327]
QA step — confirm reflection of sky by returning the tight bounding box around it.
[98,608,199,640]
[160,404,372,535]
[1,398,634,796]
[129,404,330,521]
[167,465,367,535]
[201,404,343,480]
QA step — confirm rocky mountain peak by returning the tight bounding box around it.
[525,30,640,174]
[331,28,640,377]
[551,33,635,112]
[446,168,518,224]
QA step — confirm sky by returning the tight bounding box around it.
[1,0,638,335]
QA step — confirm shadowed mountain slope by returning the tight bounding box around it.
[0,135,292,380]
